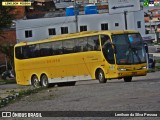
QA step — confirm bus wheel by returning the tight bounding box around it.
[124,77,132,82]
[97,69,107,83]
[32,76,40,88]
[41,75,49,88]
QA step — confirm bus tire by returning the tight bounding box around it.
[97,69,107,83]
[41,74,49,88]
[124,76,132,82]
[31,75,40,88]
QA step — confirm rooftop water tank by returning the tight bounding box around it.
[66,6,79,16]
[84,5,98,15]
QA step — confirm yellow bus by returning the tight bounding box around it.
[14,30,147,87]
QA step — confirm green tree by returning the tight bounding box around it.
[0,0,15,70]
[0,0,15,34]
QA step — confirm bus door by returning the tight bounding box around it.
[101,35,116,78]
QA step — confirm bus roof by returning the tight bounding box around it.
[15,30,139,47]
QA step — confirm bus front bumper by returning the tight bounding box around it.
[115,70,148,78]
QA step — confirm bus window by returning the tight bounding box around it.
[28,44,40,58]
[63,39,75,54]
[52,41,63,55]
[39,42,52,57]
[75,37,88,52]
[87,36,100,51]
[15,47,23,59]
[15,46,29,59]
[101,35,115,64]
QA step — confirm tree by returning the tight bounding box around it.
[0,0,15,70]
[0,0,15,35]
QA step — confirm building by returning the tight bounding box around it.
[16,10,145,42]
[16,0,145,42]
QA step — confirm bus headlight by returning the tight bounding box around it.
[117,68,127,71]
[141,66,147,69]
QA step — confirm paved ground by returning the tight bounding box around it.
[0,71,160,120]
[0,84,31,99]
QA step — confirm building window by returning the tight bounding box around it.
[115,23,119,27]
[101,23,108,30]
[80,26,87,32]
[25,30,32,38]
[137,21,141,28]
[61,27,68,34]
[48,28,56,35]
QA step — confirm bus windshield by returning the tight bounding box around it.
[112,33,146,65]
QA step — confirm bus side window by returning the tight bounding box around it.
[75,38,87,52]
[52,41,63,55]
[87,36,100,51]
[22,46,29,59]
[39,42,52,57]
[27,44,40,58]
[15,47,23,59]
[63,39,75,54]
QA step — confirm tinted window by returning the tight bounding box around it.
[15,36,100,59]
[27,44,40,58]
[52,41,63,55]
[87,36,100,51]
[39,42,52,57]
[15,47,23,59]
[63,39,75,54]
[15,44,40,59]
[75,37,88,52]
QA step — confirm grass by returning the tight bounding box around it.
[0,87,46,108]
[0,79,16,84]
[156,59,160,63]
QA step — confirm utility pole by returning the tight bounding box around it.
[124,11,128,30]
[74,0,78,32]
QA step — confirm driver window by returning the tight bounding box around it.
[101,35,115,64]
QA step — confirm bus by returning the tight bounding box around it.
[14,30,148,87]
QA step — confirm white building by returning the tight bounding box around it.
[16,10,145,42]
